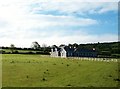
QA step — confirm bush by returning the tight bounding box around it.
[111,54,120,58]
[14,51,19,54]
[0,50,6,54]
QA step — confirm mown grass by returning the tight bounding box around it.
[2,54,119,87]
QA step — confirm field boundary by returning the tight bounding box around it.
[68,57,119,62]
[51,56,119,62]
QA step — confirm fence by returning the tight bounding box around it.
[66,57,119,62]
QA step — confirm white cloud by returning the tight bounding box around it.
[0,30,118,48]
[0,0,118,47]
[30,1,118,15]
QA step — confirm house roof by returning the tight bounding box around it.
[64,46,75,53]
[64,46,97,53]
[75,48,96,53]
[51,46,97,53]
[51,46,61,51]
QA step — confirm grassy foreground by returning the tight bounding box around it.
[2,54,119,87]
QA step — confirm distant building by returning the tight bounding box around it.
[50,46,97,58]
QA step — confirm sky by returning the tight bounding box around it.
[0,0,119,48]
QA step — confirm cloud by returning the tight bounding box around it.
[0,32,118,47]
[0,19,8,28]
[30,1,118,16]
[0,0,118,47]
[0,24,118,47]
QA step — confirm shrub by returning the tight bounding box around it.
[14,51,19,54]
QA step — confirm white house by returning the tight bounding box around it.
[50,46,97,58]
[50,48,58,57]
[60,47,66,58]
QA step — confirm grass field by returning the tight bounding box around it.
[2,54,119,87]
[2,49,41,53]
[0,54,2,88]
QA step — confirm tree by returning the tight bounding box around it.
[73,43,78,48]
[42,43,47,48]
[10,44,15,53]
[42,43,47,52]
[52,45,57,48]
[68,44,73,48]
[31,41,40,49]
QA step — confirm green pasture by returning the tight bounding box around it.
[0,54,2,88]
[2,49,40,53]
[2,54,119,87]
